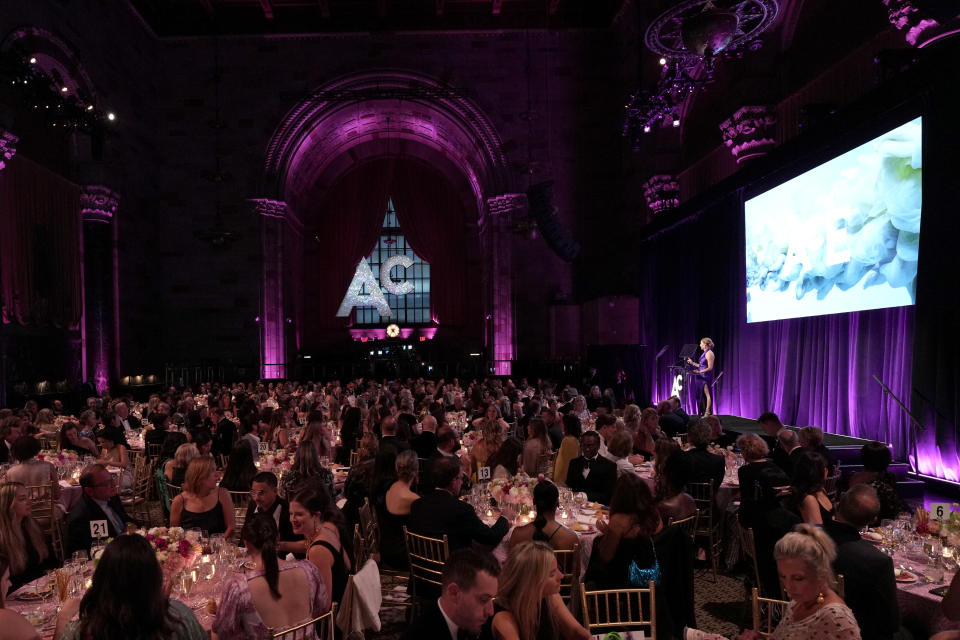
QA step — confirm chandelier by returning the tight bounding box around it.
[624,0,779,148]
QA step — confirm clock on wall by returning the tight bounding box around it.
[386,323,401,338]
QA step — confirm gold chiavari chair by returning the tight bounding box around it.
[403,527,449,598]
[553,544,580,605]
[267,603,337,640]
[739,526,763,599]
[228,489,252,543]
[349,450,361,467]
[123,454,155,526]
[667,510,699,544]
[27,482,64,563]
[358,497,377,556]
[687,480,723,582]
[825,470,842,503]
[751,587,789,637]
[836,573,845,599]
[581,584,657,640]
[146,443,163,459]
[353,523,371,570]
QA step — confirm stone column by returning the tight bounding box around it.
[482,194,524,376]
[719,105,777,163]
[0,129,15,407]
[250,198,300,379]
[80,186,120,394]
[641,175,680,215]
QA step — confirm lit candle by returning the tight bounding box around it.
[486,509,493,518]
[528,510,536,521]
[560,510,568,521]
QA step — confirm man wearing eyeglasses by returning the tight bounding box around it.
[246,471,303,556]
[65,464,136,555]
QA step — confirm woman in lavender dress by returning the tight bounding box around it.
[213,513,330,640]
[687,337,717,417]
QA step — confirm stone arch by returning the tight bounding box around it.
[1,26,98,106]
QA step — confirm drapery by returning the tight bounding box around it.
[300,158,468,335]
[638,191,914,459]
[0,155,82,328]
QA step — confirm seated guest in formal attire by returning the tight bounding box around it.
[786,451,833,525]
[290,486,352,605]
[4,436,60,500]
[342,433,379,529]
[247,471,303,557]
[54,534,207,640]
[145,412,171,450]
[493,541,591,640]
[379,450,422,569]
[798,425,837,472]
[191,428,214,458]
[565,431,617,506]
[552,414,581,486]
[0,554,42,640]
[170,457,235,538]
[542,407,563,451]
[509,481,578,552]
[213,513,329,640]
[680,419,725,490]
[66,464,135,555]
[282,435,335,500]
[777,428,803,477]
[164,442,197,486]
[656,400,685,438]
[219,441,258,491]
[704,414,736,448]
[58,421,99,458]
[337,406,362,465]
[737,524,861,640]
[209,406,237,458]
[653,440,696,525]
[470,419,505,480]
[607,430,635,477]
[95,426,132,489]
[236,418,260,460]
[409,456,509,552]
[0,482,56,594]
[522,418,552,477]
[847,441,908,524]
[403,549,500,640]
[752,466,802,598]
[378,415,410,455]
[34,409,58,435]
[488,437,524,479]
[0,417,21,463]
[736,434,790,528]
[824,485,902,640]
[757,412,786,459]
[633,408,662,458]
[114,400,141,434]
[594,414,618,462]
[411,414,439,459]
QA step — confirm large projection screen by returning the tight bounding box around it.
[745,116,922,323]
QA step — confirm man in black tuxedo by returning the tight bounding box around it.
[757,412,791,471]
[66,464,135,555]
[0,415,21,463]
[114,401,142,434]
[412,415,439,459]
[208,406,236,457]
[379,416,411,455]
[680,419,725,491]
[247,472,303,556]
[402,549,500,640]
[779,429,803,477]
[566,431,618,505]
[824,484,903,640]
[408,456,509,553]
[657,401,685,437]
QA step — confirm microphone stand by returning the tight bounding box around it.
[872,374,925,474]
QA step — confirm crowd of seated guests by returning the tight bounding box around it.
[0,379,925,640]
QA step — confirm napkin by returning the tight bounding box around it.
[336,558,382,634]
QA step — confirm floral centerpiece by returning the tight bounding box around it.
[914,505,960,547]
[38,450,79,465]
[489,473,542,510]
[142,527,203,578]
[708,444,739,467]
[461,431,479,450]
[260,450,294,472]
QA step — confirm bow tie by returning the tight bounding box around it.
[457,629,474,640]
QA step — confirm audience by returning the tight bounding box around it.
[4,437,60,499]
[55,534,207,640]
[164,442,198,486]
[798,426,838,472]
[411,414,438,459]
[777,428,803,477]
[0,417,21,464]
[492,541,590,640]
[379,450,421,569]
[824,485,902,640]
[594,414,618,462]
[58,421,99,458]
[66,464,135,555]
[0,483,55,594]
[607,430,635,477]
[736,433,789,528]
[145,413,171,450]
[488,437,524,479]
[652,440,696,525]
[246,471,303,556]
[847,441,908,524]
[169,457,235,538]
[565,431,618,505]
[509,481,578,552]
[471,418,505,479]
[95,426,131,488]
[213,513,329,640]
[409,455,509,552]
[552,414,581,486]
[283,436,335,499]
[787,451,833,525]
[403,549,500,640]
[633,407,660,458]
[290,485,352,605]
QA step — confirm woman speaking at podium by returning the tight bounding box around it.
[687,337,716,417]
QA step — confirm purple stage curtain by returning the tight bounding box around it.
[638,192,914,460]
[0,155,82,328]
[300,158,468,334]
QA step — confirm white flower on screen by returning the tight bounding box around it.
[879,255,917,289]
[849,217,898,266]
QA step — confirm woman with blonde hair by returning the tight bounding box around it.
[492,541,590,640]
[522,418,552,476]
[169,457,235,538]
[737,524,859,639]
[470,416,506,478]
[164,443,199,486]
[0,482,54,593]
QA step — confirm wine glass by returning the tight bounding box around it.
[180,570,197,596]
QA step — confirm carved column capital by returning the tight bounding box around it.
[249,198,303,234]
[0,129,19,172]
[641,175,680,214]
[882,0,943,47]
[80,185,121,223]
[719,105,778,163]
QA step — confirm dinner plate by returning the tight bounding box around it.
[861,532,883,544]
[572,522,595,533]
[15,589,53,602]
[895,570,918,583]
